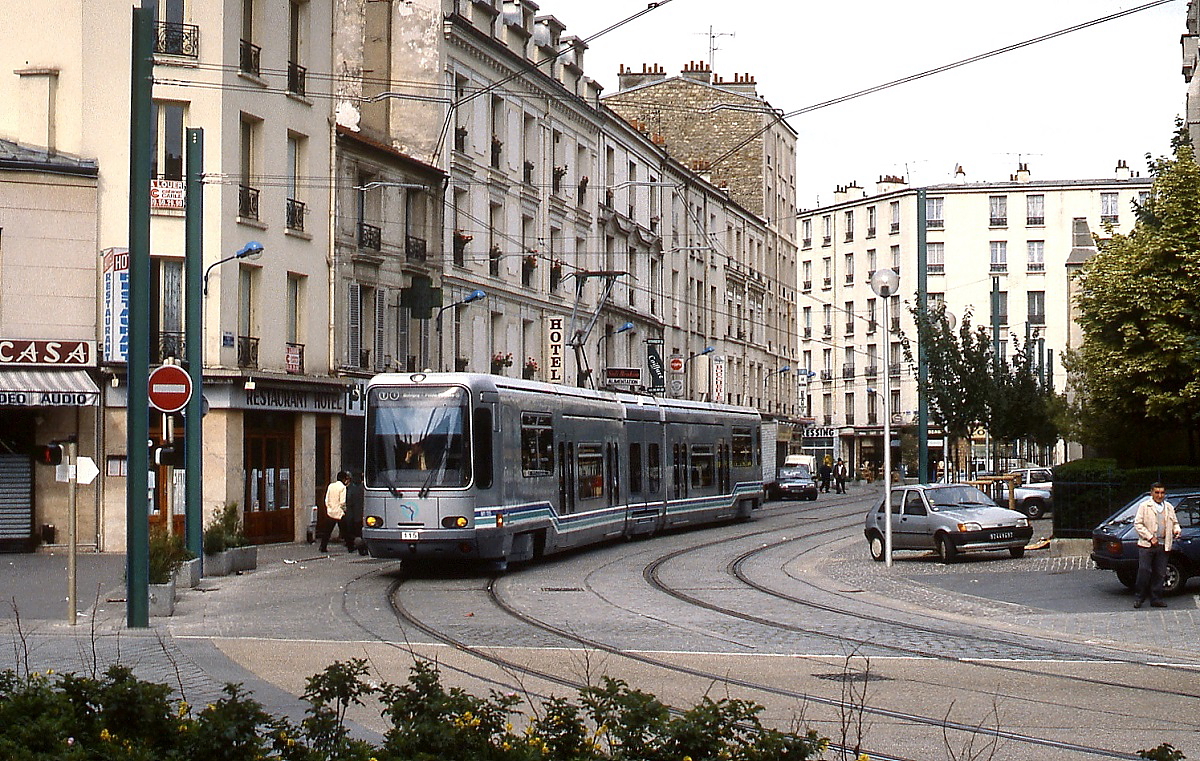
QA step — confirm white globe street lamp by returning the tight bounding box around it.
[870,267,899,567]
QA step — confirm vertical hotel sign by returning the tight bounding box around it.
[546,315,566,383]
[712,355,726,403]
[102,247,130,363]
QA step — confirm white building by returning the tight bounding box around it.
[797,164,1150,474]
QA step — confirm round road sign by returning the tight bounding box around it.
[148,364,193,413]
[669,355,685,372]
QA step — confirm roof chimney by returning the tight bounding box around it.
[953,164,967,183]
[875,174,907,194]
[1115,159,1132,180]
[680,60,712,84]
[714,72,758,95]
[16,67,59,154]
[1013,163,1031,183]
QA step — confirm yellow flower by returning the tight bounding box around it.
[99,729,112,742]
[858,754,871,761]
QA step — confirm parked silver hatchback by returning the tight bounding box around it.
[864,483,1034,563]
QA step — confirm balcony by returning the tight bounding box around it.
[286,198,305,232]
[156,331,185,363]
[990,263,1008,274]
[358,222,381,251]
[867,412,878,425]
[845,273,854,284]
[802,237,812,248]
[823,325,832,338]
[822,236,831,246]
[823,277,832,288]
[287,61,307,97]
[1029,312,1046,326]
[803,327,812,339]
[890,222,900,234]
[802,280,812,291]
[822,414,833,426]
[888,362,901,377]
[405,234,428,262]
[845,322,855,335]
[890,317,900,332]
[154,21,199,57]
[237,336,259,368]
[928,263,944,274]
[866,226,876,238]
[865,365,878,378]
[1102,215,1118,225]
[867,320,877,334]
[845,413,855,426]
[990,216,1007,227]
[285,343,305,374]
[842,364,855,379]
[239,39,261,77]
[844,231,854,243]
[238,184,260,220]
[820,370,833,381]
[1027,262,1045,272]
[926,218,944,230]
[995,313,1009,326]
[1027,216,1045,226]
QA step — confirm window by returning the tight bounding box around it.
[520,413,554,476]
[802,260,812,291]
[843,210,854,242]
[889,200,900,233]
[151,101,185,180]
[629,442,643,494]
[239,114,260,220]
[845,393,855,425]
[844,301,855,335]
[867,298,877,332]
[990,241,1007,273]
[822,257,831,288]
[577,444,604,500]
[926,196,944,228]
[844,253,854,284]
[647,442,661,493]
[890,245,900,274]
[927,242,945,274]
[803,306,812,338]
[993,290,1008,326]
[1026,194,1044,225]
[690,444,715,488]
[823,304,832,337]
[732,428,754,468]
[1027,240,1045,272]
[822,215,832,245]
[866,205,877,237]
[1028,291,1045,325]
[802,218,812,248]
[867,249,877,276]
[286,133,306,231]
[286,0,306,95]
[1101,192,1119,224]
[989,195,1007,226]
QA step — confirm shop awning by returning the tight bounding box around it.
[0,369,100,406]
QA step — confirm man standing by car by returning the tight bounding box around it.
[1133,482,1182,608]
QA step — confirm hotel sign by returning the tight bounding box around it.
[546,316,567,383]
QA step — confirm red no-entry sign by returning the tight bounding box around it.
[148,364,193,413]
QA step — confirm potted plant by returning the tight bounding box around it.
[203,502,257,577]
[149,526,190,616]
[455,357,470,372]
[523,357,539,380]
[490,352,513,374]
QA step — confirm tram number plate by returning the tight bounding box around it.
[401,530,419,541]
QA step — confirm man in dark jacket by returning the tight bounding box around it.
[344,471,367,555]
[834,459,848,494]
[818,461,833,493]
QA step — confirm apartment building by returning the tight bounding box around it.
[0,0,336,549]
[796,164,1151,472]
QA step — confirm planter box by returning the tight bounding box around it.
[203,550,232,577]
[174,557,201,589]
[149,580,176,617]
[229,545,257,572]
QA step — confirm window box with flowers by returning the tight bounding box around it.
[490,352,513,374]
[452,230,472,266]
[552,165,568,193]
[521,251,538,285]
[523,357,539,380]
[454,357,469,372]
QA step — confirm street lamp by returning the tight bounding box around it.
[764,365,791,413]
[203,241,263,296]
[597,322,635,388]
[684,346,715,400]
[436,289,487,371]
[870,267,900,567]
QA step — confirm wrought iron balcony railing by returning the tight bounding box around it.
[156,331,185,362]
[237,335,259,368]
[358,222,381,251]
[238,184,260,220]
[287,61,306,96]
[286,198,305,231]
[239,39,261,76]
[155,21,199,57]
[405,234,427,262]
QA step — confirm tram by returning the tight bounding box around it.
[361,372,764,566]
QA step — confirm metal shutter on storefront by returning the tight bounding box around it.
[0,454,33,546]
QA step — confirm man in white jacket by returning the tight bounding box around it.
[1132,482,1182,608]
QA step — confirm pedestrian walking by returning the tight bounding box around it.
[1132,481,1181,608]
[818,460,832,493]
[345,470,368,555]
[320,471,350,554]
[834,458,847,494]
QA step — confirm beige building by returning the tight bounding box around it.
[1184,1,1200,152]
[0,0,338,549]
[797,165,1150,474]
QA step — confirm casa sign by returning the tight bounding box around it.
[0,340,95,367]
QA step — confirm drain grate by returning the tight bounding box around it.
[814,672,891,683]
[541,587,585,592]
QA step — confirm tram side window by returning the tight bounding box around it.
[731,427,753,468]
[629,442,643,495]
[690,444,715,489]
[647,442,661,493]
[577,443,605,500]
[520,412,554,477]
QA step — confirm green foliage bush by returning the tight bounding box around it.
[204,502,248,555]
[0,659,828,761]
[1054,459,1200,537]
[148,526,194,585]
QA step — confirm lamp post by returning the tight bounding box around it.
[764,365,791,413]
[435,289,486,371]
[870,267,900,567]
[203,241,264,296]
[684,346,714,399]
[598,322,635,386]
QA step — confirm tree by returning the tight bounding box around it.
[1073,124,1200,463]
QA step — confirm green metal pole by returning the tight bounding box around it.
[185,128,204,564]
[991,275,1001,476]
[126,4,153,628]
[916,189,929,484]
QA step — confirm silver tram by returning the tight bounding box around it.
[361,372,764,566]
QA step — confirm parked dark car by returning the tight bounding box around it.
[1091,490,1200,594]
[767,466,819,501]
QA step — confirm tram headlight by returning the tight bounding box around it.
[365,515,382,528]
[441,516,469,529]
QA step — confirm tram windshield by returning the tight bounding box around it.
[366,386,471,489]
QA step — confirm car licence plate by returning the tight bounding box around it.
[991,530,1014,540]
[401,530,419,541]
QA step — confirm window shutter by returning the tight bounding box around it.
[347,283,361,367]
[374,289,387,371]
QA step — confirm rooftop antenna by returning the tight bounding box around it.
[697,26,735,73]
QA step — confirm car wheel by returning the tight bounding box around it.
[1163,559,1186,594]
[808,493,818,501]
[1008,546,1025,559]
[868,533,885,562]
[1023,500,1045,520]
[1116,569,1137,589]
[936,535,957,564]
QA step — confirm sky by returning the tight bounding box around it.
[554,0,1188,209]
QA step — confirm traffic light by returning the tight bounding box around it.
[32,442,63,466]
[151,442,185,467]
